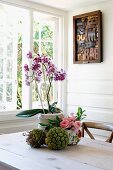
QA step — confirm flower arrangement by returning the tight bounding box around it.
[25,107,86,150]
[16,52,66,117]
[39,107,86,145]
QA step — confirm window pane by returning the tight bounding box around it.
[7,23,14,37]
[32,82,39,102]
[7,37,13,57]
[0,3,29,110]
[32,82,53,103]
[0,22,4,31]
[33,41,39,54]
[41,42,53,58]
[41,25,53,40]
[32,11,57,108]
[0,34,4,58]
[33,21,39,40]
[0,59,3,79]
[0,84,3,102]
[6,82,12,102]
[6,59,13,79]
[0,46,3,58]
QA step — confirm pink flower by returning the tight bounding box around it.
[60,120,70,129]
[73,121,81,130]
[68,116,76,122]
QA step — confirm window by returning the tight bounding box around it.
[32,12,58,109]
[0,3,61,112]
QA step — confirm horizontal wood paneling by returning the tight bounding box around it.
[67,68,113,81]
[67,80,113,95]
[67,93,113,109]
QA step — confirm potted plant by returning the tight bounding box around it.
[16,52,66,126]
[38,107,86,145]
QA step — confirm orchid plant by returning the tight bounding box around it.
[16,52,66,117]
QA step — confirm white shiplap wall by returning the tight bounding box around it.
[67,0,113,124]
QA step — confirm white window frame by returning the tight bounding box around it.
[0,0,67,126]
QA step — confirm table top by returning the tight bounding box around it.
[0,132,113,170]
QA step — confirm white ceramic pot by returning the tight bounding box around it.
[66,129,81,145]
[38,112,63,130]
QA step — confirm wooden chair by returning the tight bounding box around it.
[82,121,113,143]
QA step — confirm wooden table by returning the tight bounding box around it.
[0,132,113,170]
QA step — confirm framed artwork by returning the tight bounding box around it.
[73,10,102,64]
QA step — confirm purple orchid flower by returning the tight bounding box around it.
[26,51,32,59]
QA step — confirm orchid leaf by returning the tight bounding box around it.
[39,123,49,126]
[49,102,62,113]
[16,109,49,118]
[50,102,57,108]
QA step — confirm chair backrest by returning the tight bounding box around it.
[82,121,113,143]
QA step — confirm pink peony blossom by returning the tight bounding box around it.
[68,116,76,122]
[60,120,70,129]
[73,121,81,130]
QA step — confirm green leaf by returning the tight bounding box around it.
[49,102,62,113]
[39,123,49,126]
[76,107,86,121]
[56,115,60,122]
[50,102,57,108]
[45,125,54,131]
[16,109,49,117]
[48,119,57,123]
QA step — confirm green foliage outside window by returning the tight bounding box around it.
[17,30,22,109]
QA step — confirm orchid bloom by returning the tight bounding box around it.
[24,52,66,113]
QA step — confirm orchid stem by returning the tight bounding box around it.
[42,63,50,112]
[47,77,52,109]
[35,80,45,114]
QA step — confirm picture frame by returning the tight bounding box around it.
[73,10,102,64]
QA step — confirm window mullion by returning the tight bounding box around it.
[3,12,7,109]
[53,18,59,105]
[22,10,33,110]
